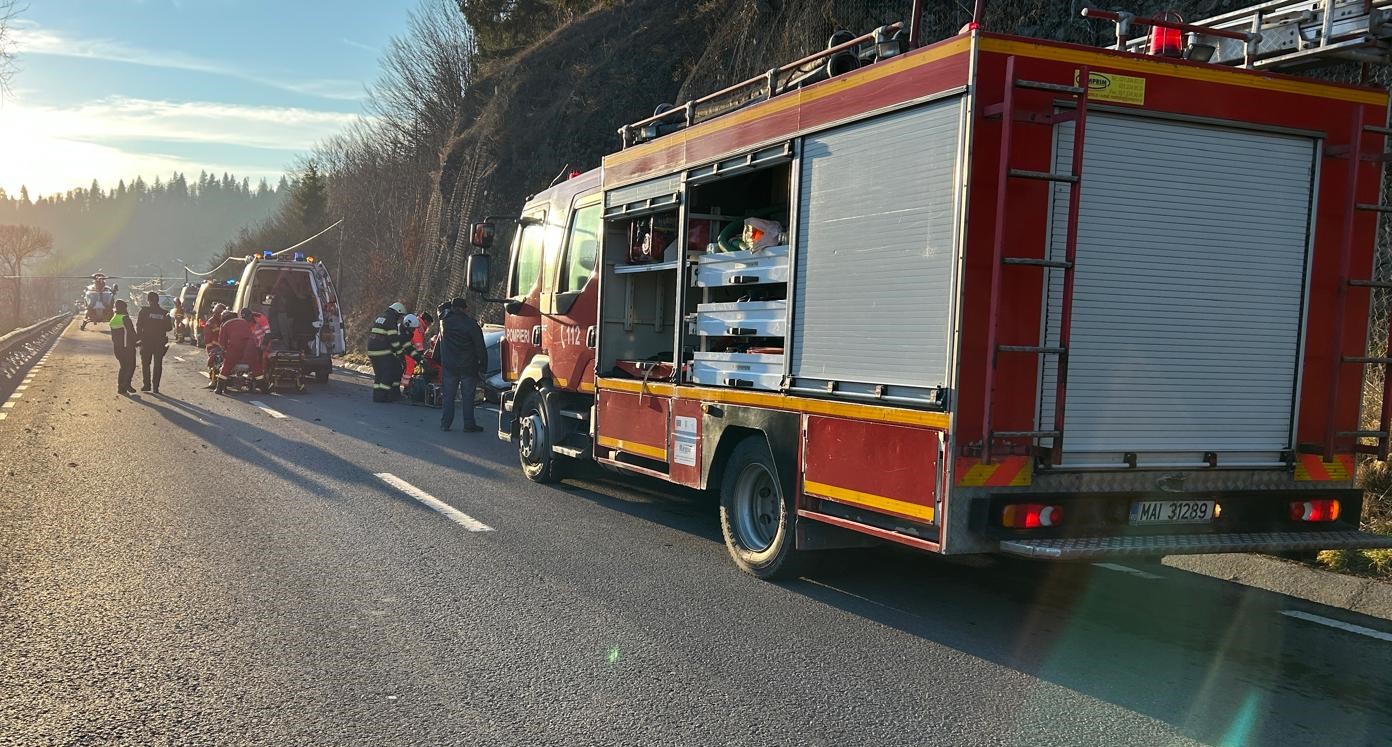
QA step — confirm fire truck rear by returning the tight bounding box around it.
[467,1,1392,577]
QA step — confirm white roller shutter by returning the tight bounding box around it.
[1039,114,1316,465]
[791,98,963,392]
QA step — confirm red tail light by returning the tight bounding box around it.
[1002,503,1063,529]
[1290,499,1341,522]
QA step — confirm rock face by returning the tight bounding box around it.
[420,0,1381,315]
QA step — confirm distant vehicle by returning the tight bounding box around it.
[79,273,116,331]
[178,283,199,315]
[191,280,237,345]
[232,252,345,385]
[480,324,505,402]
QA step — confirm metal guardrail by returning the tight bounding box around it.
[0,313,72,359]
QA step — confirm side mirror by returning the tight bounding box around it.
[466,253,492,294]
[470,222,495,250]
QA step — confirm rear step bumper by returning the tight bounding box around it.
[1000,530,1392,560]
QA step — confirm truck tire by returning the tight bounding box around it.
[517,391,564,483]
[718,435,810,579]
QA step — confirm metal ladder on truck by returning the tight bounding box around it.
[1327,107,1392,461]
[1099,0,1392,71]
[979,59,1090,466]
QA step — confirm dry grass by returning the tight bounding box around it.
[1316,461,1392,579]
[339,351,371,367]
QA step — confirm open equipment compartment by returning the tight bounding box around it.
[682,143,795,391]
[597,173,683,382]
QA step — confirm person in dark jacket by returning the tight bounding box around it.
[136,291,173,393]
[437,298,486,432]
[109,299,137,394]
[367,302,408,402]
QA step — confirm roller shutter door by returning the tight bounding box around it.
[791,98,963,392]
[1039,114,1316,464]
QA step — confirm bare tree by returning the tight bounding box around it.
[0,223,53,321]
[0,1,23,92]
[367,0,478,156]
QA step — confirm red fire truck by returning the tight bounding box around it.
[465,1,1392,577]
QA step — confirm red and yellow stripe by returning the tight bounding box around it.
[1294,454,1356,481]
[955,456,1032,487]
[597,435,667,461]
[803,480,935,523]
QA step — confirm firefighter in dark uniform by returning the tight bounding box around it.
[136,291,174,393]
[109,299,137,394]
[368,302,409,402]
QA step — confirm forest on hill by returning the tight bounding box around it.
[220,0,1288,347]
[0,172,287,278]
[0,172,286,331]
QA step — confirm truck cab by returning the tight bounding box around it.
[232,254,346,383]
[469,168,601,479]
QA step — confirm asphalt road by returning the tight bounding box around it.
[3,320,1392,746]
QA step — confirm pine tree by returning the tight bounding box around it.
[293,160,328,234]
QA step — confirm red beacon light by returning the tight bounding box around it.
[1290,499,1341,523]
[1150,11,1184,58]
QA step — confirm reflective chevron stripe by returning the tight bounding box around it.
[1294,454,1355,481]
[955,456,1032,487]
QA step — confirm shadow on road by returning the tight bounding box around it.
[131,393,443,521]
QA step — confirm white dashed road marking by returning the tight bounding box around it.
[1282,610,1392,642]
[248,400,288,419]
[1093,563,1163,580]
[8,392,21,400]
[374,472,494,532]
[15,385,27,391]
[0,412,7,420]
[2,402,14,409]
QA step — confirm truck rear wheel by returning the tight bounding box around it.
[517,391,564,483]
[718,435,810,579]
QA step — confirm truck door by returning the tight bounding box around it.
[542,197,601,391]
[504,212,547,381]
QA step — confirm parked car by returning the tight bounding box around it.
[481,324,505,402]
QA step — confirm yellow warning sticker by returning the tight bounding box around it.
[1074,69,1146,105]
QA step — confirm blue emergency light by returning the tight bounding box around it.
[292,252,306,261]
[263,250,273,258]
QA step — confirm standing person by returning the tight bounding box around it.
[367,302,407,402]
[203,303,227,389]
[437,298,486,433]
[136,291,173,393]
[172,298,187,343]
[109,299,137,395]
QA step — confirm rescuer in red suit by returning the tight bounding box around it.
[216,308,268,393]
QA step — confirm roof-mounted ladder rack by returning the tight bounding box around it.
[1086,1,1392,71]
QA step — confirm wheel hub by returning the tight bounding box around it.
[732,463,779,552]
[519,411,545,463]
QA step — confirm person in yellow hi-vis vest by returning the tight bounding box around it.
[109,299,137,395]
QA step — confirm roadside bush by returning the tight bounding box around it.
[1316,460,1392,578]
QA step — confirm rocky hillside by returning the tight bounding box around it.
[415,0,1294,316]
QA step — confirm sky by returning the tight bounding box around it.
[1,0,414,198]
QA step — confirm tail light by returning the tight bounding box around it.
[1002,503,1063,529]
[1290,499,1341,523]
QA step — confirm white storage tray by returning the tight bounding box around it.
[690,351,784,391]
[690,299,786,337]
[692,245,789,288]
